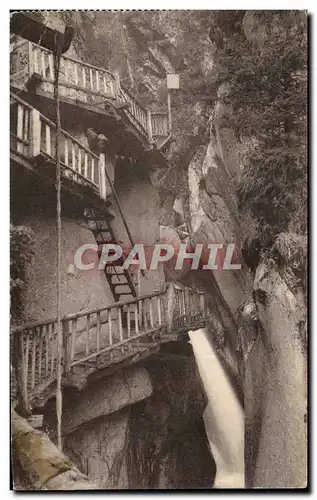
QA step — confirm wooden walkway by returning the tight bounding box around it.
[12,285,206,410]
[10,39,169,148]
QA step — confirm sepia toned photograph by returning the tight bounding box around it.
[10,9,307,490]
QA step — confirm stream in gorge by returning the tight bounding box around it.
[190,329,244,488]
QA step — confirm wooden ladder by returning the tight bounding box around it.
[85,207,138,302]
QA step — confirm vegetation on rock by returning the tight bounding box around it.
[10,224,34,321]
[211,11,307,249]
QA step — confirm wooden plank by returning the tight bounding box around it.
[45,124,51,156]
[134,303,139,335]
[108,310,113,345]
[48,53,54,80]
[82,67,87,101]
[149,298,154,328]
[64,59,69,97]
[200,293,205,318]
[31,109,41,157]
[86,314,90,356]
[71,318,76,361]
[72,143,76,171]
[23,108,29,142]
[17,104,24,153]
[118,308,123,342]
[64,137,68,165]
[98,153,107,200]
[31,330,36,390]
[167,284,175,333]
[78,148,82,175]
[138,299,143,329]
[91,158,95,183]
[28,42,33,76]
[157,296,162,325]
[96,312,100,352]
[38,326,43,384]
[41,50,46,78]
[143,299,148,330]
[50,323,55,376]
[33,48,39,74]
[74,62,78,86]
[84,154,88,178]
[96,70,99,92]
[127,306,131,337]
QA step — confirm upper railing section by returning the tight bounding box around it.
[10,39,169,145]
[12,284,206,409]
[10,92,101,193]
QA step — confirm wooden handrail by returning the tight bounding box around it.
[11,288,167,333]
[29,39,115,77]
[11,285,204,333]
[10,90,34,109]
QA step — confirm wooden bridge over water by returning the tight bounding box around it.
[12,285,207,412]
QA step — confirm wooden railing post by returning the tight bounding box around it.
[114,71,121,99]
[147,109,153,143]
[98,134,110,200]
[199,293,206,319]
[62,319,71,375]
[28,42,33,76]
[98,153,107,200]
[166,283,176,333]
[30,108,41,157]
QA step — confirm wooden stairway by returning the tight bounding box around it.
[85,207,138,302]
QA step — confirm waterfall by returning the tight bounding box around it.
[189,328,244,488]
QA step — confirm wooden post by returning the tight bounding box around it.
[199,293,205,317]
[98,153,107,200]
[166,283,175,333]
[28,42,33,76]
[147,109,153,144]
[30,108,41,157]
[96,312,101,353]
[17,105,24,154]
[114,71,121,99]
[62,319,70,375]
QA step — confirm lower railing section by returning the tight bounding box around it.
[11,285,206,409]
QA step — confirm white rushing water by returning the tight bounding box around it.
[189,328,245,488]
